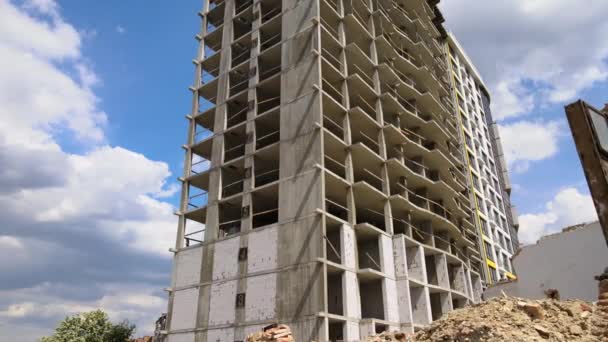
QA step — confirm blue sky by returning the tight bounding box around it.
[0,0,605,340]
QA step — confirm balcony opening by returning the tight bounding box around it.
[325,228,342,264]
[429,293,443,321]
[224,124,247,162]
[233,8,253,40]
[231,37,252,68]
[324,140,347,180]
[347,0,370,28]
[188,186,208,211]
[191,154,211,175]
[256,76,281,114]
[452,298,465,310]
[425,255,438,286]
[350,108,380,154]
[346,58,374,93]
[360,280,384,319]
[357,235,380,272]
[226,93,248,129]
[201,54,221,86]
[325,175,349,221]
[205,2,225,34]
[323,94,346,141]
[321,30,343,74]
[322,71,344,107]
[255,107,280,149]
[203,30,223,59]
[344,14,371,58]
[184,219,206,247]
[208,0,224,11]
[260,18,281,52]
[391,208,411,236]
[222,161,246,197]
[261,0,282,23]
[258,44,282,82]
[320,1,341,41]
[327,273,344,315]
[194,122,214,144]
[352,159,383,193]
[355,206,385,232]
[229,64,250,97]
[254,146,280,187]
[328,321,344,342]
[251,184,279,228]
[234,0,252,15]
[219,197,243,237]
[198,92,217,114]
[386,166,407,197]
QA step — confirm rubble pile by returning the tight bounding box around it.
[247,324,295,342]
[366,331,410,341]
[412,297,607,342]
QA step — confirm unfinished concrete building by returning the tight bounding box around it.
[164,0,484,341]
[446,35,520,285]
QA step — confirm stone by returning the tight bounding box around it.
[523,303,545,320]
[569,325,583,335]
[534,325,551,338]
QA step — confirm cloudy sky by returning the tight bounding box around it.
[0,0,605,340]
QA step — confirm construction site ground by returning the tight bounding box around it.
[247,296,608,342]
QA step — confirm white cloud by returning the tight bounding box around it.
[0,284,166,337]
[498,120,564,173]
[0,1,174,341]
[116,25,126,34]
[519,187,598,245]
[0,236,23,249]
[441,0,608,119]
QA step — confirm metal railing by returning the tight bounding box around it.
[191,157,211,174]
[188,190,209,209]
[323,114,344,139]
[252,208,279,228]
[352,94,376,120]
[226,106,248,128]
[322,79,344,104]
[260,32,281,51]
[256,130,280,149]
[321,47,343,71]
[194,127,213,144]
[324,154,346,179]
[325,198,349,221]
[259,64,281,81]
[234,0,252,14]
[185,228,205,247]
[257,95,280,114]
[261,7,281,23]
[222,179,244,197]
[224,143,246,161]
[255,168,279,186]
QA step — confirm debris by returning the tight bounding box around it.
[533,324,551,338]
[522,302,545,320]
[544,288,560,300]
[246,324,295,342]
[569,324,584,335]
[402,297,605,342]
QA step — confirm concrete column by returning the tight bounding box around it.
[406,245,425,283]
[410,286,432,325]
[435,254,450,289]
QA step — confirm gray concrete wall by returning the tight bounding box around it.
[484,221,608,302]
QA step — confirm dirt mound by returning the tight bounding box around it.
[412,297,607,341]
